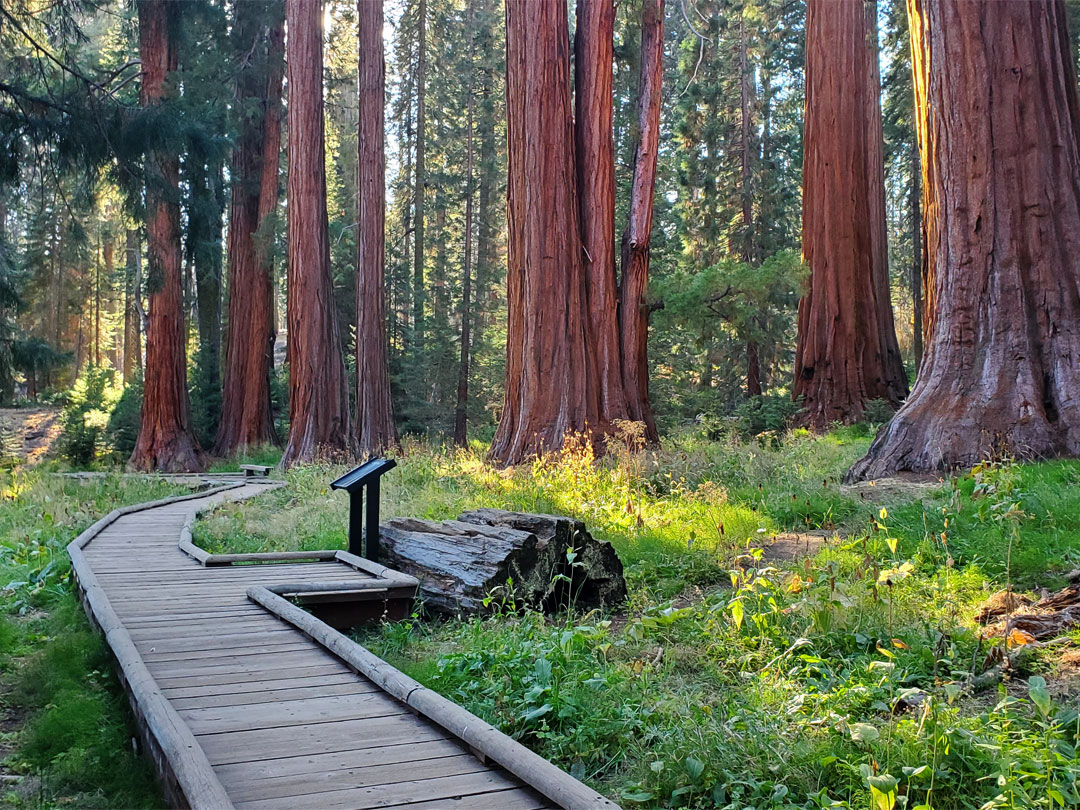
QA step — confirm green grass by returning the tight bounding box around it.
[1,467,185,809]
[195,429,1080,809]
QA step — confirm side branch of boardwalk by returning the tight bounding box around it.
[67,481,619,810]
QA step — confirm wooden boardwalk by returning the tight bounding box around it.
[69,483,618,810]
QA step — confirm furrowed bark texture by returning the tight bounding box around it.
[281,0,353,466]
[355,0,397,455]
[619,0,663,443]
[575,0,627,425]
[794,0,907,430]
[491,0,594,465]
[130,0,206,473]
[849,0,1080,479]
[217,2,283,455]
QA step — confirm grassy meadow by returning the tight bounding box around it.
[193,429,1080,810]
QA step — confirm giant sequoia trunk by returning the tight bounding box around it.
[793,0,907,430]
[355,0,397,456]
[618,0,663,443]
[575,0,626,425]
[216,1,283,456]
[280,0,353,466]
[130,0,206,473]
[491,0,595,465]
[849,0,1080,479]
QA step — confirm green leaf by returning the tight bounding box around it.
[684,756,705,780]
[850,722,880,743]
[867,774,898,810]
[520,704,551,722]
[1028,676,1052,718]
[621,790,655,803]
[729,599,744,631]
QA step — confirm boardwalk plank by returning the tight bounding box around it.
[182,693,406,734]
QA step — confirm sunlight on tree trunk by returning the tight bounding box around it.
[794,0,907,431]
[130,0,206,473]
[849,0,1080,479]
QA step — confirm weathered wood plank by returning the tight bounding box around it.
[213,740,467,785]
[198,716,446,765]
[169,680,379,710]
[233,769,521,810]
[223,753,484,803]
[181,693,406,735]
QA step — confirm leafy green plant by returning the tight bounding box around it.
[57,364,121,466]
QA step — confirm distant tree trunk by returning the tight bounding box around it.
[793,0,907,430]
[193,159,223,374]
[355,0,397,456]
[849,0,1080,479]
[739,14,763,397]
[618,0,663,442]
[123,228,143,380]
[216,1,283,455]
[910,140,923,368]
[454,0,478,448]
[93,237,102,367]
[130,0,206,472]
[413,0,427,356]
[123,229,142,381]
[491,0,594,465]
[575,0,626,425]
[280,0,353,467]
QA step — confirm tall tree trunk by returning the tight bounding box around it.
[413,0,427,356]
[739,14,763,397]
[849,0,1080,479]
[280,0,353,467]
[575,0,626,425]
[123,229,142,381]
[618,0,663,442]
[793,0,907,430]
[191,156,224,444]
[130,0,206,472]
[356,0,397,455]
[910,137,923,368]
[93,237,101,367]
[216,1,283,455]
[491,0,594,465]
[130,0,204,473]
[454,0,478,448]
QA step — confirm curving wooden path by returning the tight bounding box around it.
[68,482,618,810]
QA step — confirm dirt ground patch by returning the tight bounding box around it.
[841,473,943,504]
[0,408,61,465]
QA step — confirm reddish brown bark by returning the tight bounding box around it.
[618,0,662,442]
[793,0,907,431]
[849,0,1080,479]
[575,0,626,425]
[355,0,397,456]
[491,0,594,465]
[216,2,283,456]
[130,0,206,473]
[280,0,353,467]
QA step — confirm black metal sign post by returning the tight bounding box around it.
[330,458,396,561]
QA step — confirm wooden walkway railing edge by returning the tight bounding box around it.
[248,586,621,810]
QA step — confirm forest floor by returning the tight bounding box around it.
[195,430,1080,810]
[0,409,60,467]
[2,431,1078,809]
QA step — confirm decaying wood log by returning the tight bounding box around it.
[380,510,626,614]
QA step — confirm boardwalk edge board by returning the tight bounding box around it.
[247,586,621,810]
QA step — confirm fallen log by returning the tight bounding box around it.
[379,510,626,615]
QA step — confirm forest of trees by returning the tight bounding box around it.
[2,0,1079,479]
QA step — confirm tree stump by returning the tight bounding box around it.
[379,509,626,615]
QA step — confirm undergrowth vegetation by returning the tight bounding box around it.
[197,429,1080,809]
[0,469,183,809]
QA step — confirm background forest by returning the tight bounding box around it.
[0,0,929,453]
